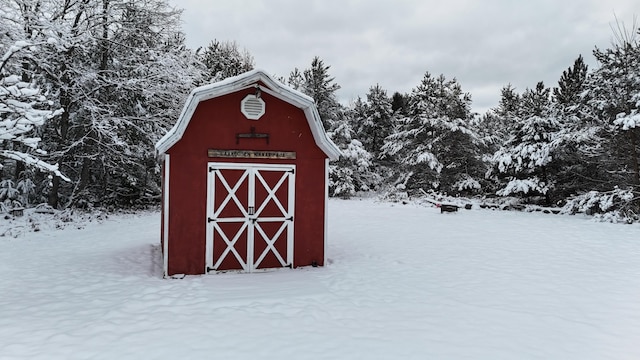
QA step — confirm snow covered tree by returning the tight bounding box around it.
[354,84,394,157]
[560,25,640,218]
[554,55,589,107]
[391,92,410,116]
[70,1,201,208]
[583,30,640,189]
[199,39,254,83]
[381,72,484,194]
[291,58,378,197]
[302,57,341,130]
[3,0,201,208]
[490,82,562,204]
[478,84,522,154]
[292,57,378,197]
[0,39,67,194]
[328,108,379,198]
[287,68,304,91]
[494,85,521,139]
[548,55,595,200]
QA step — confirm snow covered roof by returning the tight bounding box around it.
[155,69,341,160]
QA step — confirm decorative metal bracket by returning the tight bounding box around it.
[236,126,269,144]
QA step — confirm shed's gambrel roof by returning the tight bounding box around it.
[155,69,341,160]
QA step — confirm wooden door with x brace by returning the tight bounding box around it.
[205,163,295,273]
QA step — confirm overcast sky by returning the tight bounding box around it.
[167,0,639,113]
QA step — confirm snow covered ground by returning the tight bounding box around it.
[1,199,639,360]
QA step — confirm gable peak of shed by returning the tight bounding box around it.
[155,69,341,160]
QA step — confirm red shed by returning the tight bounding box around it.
[156,69,341,277]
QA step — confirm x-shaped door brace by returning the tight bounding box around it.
[213,169,250,219]
[212,221,249,271]
[253,220,289,268]
[253,170,290,218]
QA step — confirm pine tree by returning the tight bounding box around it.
[287,68,304,91]
[327,108,378,198]
[293,58,378,197]
[391,92,410,116]
[554,55,588,107]
[490,82,562,204]
[302,56,341,130]
[355,84,394,157]
[584,33,640,189]
[550,55,594,200]
[480,84,521,146]
[199,39,254,82]
[381,72,484,194]
[565,26,640,219]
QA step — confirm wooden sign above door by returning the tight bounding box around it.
[208,149,296,160]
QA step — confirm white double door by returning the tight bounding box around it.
[206,163,295,273]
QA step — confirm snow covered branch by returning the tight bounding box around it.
[1,40,67,181]
[0,150,69,181]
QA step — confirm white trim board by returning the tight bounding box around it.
[324,157,329,267]
[162,154,170,277]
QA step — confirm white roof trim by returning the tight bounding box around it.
[155,69,341,160]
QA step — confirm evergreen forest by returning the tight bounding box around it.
[1,0,640,222]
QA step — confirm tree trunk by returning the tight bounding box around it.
[47,84,70,208]
[48,176,60,208]
[47,58,72,209]
[46,2,90,209]
[14,159,25,179]
[630,129,640,187]
[541,165,551,206]
[100,0,110,70]
[78,157,92,192]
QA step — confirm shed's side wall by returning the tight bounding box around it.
[166,89,327,275]
[160,159,165,274]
